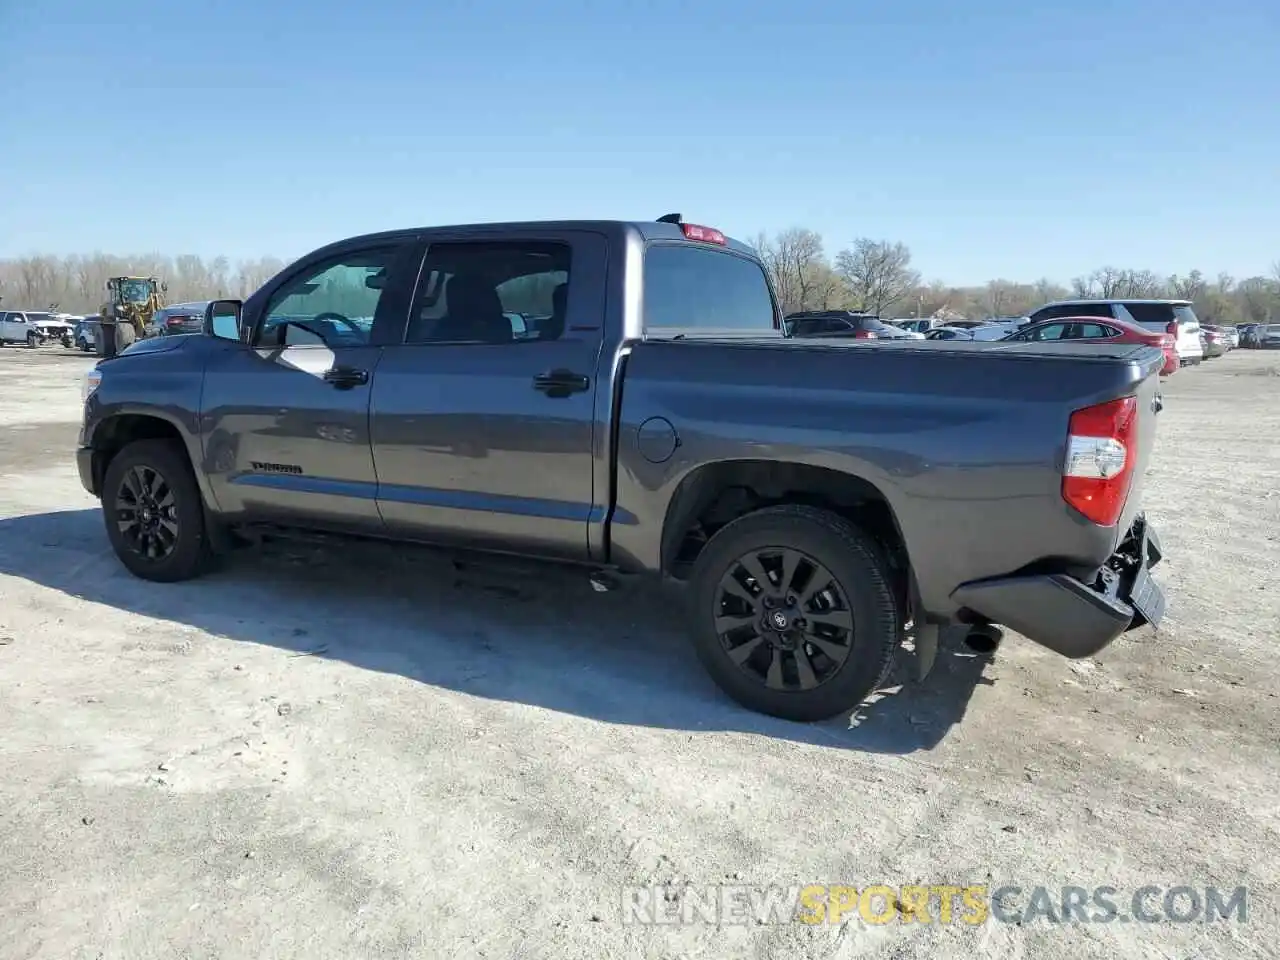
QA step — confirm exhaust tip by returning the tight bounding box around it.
[963,624,1004,654]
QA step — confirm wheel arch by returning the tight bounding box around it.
[87,410,211,507]
[658,458,917,614]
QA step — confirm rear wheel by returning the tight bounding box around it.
[686,505,901,722]
[102,440,212,582]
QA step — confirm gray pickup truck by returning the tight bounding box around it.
[76,216,1167,722]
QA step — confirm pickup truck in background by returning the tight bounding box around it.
[1,310,74,347]
[76,216,1167,722]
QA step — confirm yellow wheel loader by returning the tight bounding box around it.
[98,276,167,357]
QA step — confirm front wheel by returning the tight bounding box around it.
[26,332,38,348]
[687,505,902,722]
[102,439,212,582]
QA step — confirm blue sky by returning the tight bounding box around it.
[1,0,1276,284]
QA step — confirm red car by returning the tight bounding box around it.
[1000,315,1179,375]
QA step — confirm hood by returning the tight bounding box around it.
[110,334,191,360]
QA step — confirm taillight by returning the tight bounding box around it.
[1166,321,1178,337]
[1062,396,1138,526]
[853,330,879,339]
[680,223,727,245]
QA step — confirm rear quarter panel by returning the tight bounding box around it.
[611,339,1163,618]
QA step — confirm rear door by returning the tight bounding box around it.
[200,239,423,531]
[369,230,607,561]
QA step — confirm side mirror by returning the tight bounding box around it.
[161,282,169,293]
[204,299,244,341]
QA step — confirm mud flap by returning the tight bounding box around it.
[914,623,939,681]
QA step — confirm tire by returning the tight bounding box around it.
[687,504,901,722]
[101,439,212,582]
[26,332,38,348]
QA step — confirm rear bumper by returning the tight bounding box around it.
[76,446,98,497]
[950,516,1166,659]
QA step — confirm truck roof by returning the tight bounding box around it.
[316,219,759,259]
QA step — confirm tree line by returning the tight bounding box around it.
[752,229,1280,325]
[2,242,1278,325]
[0,253,288,314]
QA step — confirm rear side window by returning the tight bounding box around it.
[1031,303,1110,323]
[644,244,777,332]
[1123,302,1174,326]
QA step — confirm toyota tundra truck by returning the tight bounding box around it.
[76,215,1167,722]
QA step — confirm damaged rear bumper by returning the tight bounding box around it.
[949,516,1166,659]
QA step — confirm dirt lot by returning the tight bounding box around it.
[1,345,1277,959]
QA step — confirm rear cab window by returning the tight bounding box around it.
[642,243,779,335]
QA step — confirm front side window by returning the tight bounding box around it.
[1027,323,1068,341]
[259,247,399,347]
[405,241,572,344]
[644,244,776,333]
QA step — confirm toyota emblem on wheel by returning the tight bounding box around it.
[771,611,788,629]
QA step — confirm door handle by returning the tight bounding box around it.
[533,369,590,397]
[323,366,369,389]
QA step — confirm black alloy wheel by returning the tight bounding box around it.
[115,464,180,561]
[688,505,902,722]
[713,546,854,692]
[102,440,212,582]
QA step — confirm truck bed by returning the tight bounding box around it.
[612,335,1165,622]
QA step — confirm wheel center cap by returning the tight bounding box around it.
[769,609,791,631]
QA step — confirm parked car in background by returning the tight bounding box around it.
[891,318,944,335]
[150,301,211,337]
[879,320,927,339]
[0,310,74,346]
[923,326,976,341]
[75,316,102,351]
[1239,323,1260,348]
[1200,325,1227,358]
[1001,316,1179,376]
[1222,326,1240,349]
[1028,299,1203,367]
[784,311,919,340]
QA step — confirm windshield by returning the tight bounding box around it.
[119,279,154,303]
[26,312,54,324]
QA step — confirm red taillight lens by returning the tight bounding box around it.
[681,223,727,245]
[1062,396,1138,526]
[1166,321,1178,336]
[853,330,879,339]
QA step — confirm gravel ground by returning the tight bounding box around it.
[1,345,1277,960]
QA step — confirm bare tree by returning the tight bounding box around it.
[834,239,920,315]
[1168,270,1206,301]
[1115,269,1165,298]
[1070,275,1096,298]
[755,228,832,314]
[1033,278,1069,306]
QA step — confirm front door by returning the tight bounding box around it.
[369,233,607,561]
[200,240,422,532]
